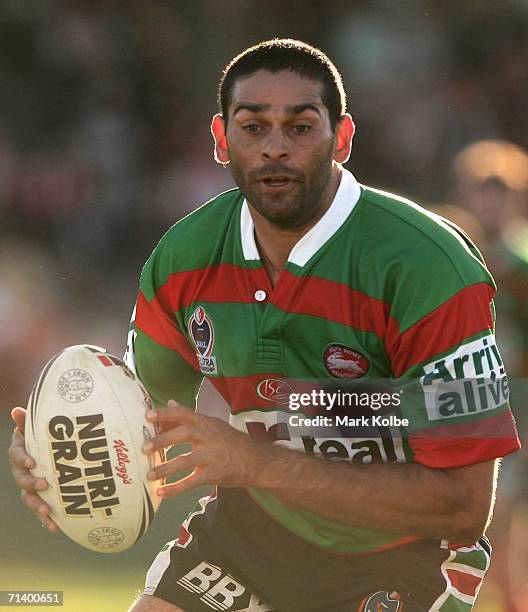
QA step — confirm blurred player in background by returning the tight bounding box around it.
[429,139,528,611]
[448,140,528,377]
[9,39,521,612]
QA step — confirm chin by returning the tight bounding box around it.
[263,209,316,230]
[255,200,305,226]
[246,185,323,229]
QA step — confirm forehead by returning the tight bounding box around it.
[229,69,325,114]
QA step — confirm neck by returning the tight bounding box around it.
[249,167,342,286]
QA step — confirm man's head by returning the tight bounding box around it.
[218,39,347,132]
[212,39,354,231]
[449,139,528,239]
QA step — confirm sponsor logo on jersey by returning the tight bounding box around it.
[256,378,295,405]
[358,590,403,611]
[177,561,273,611]
[323,344,370,378]
[188,306,218,375]
[234,411,407,463]
[420,334,508,420]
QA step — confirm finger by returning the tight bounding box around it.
[37,505,60,532]
[157,471,205,498]
[12,466,48,493]
[146,400,196,425]
[145,410,181,426]
[147,451,202,481]
[142,425,194,455]
[8,429,36,469]
[41,520,60,533]
[20,491,60,532]
[21,489,50,514]
[11,407,27,433]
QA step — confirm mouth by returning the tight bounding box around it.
[259,176,297,189]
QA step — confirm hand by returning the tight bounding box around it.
[8,407,60,532]
[142,399,266,497]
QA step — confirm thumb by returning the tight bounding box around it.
[11,407,27,433]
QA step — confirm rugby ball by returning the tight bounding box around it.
[25,345,165,553]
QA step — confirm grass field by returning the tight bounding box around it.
[1,562,144,611]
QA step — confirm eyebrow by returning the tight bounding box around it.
[232,102,322,118]
[287,103,322,116]
[233,103,270,116]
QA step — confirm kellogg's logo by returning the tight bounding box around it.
[113,439,132,485]
[324,344,370,378]
[256,379,295,405]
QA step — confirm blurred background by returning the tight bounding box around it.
[1,1,527,610]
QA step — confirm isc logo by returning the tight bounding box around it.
[177,562,272,611]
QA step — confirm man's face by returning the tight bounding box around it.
[220,70,340,230]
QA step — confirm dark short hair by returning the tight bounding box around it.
[218,39,346,130]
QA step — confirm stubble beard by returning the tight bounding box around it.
[229,145,336,231]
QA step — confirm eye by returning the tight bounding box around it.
[292,124,311,134]
[243,124,262,133]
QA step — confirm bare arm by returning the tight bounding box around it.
[144,401,499,543]
[252,444,497,543]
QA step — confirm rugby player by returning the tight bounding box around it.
[9,39,520,611]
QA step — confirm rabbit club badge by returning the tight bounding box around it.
[324,344,370,378]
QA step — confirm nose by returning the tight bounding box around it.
[261,128,289,161]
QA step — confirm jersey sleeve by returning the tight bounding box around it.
[385,230,520,468]
[124,244,203,410]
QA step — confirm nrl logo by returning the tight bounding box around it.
[188,306,218,375]
[256,379,295,405]
[188,306,214,356]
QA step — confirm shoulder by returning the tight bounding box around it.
[351,185,496,334]
[140,188,243,295]
[158,187,242,251]
[356,185,493,288]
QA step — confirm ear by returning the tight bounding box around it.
[211,114,230,164]
[333,113,355,164]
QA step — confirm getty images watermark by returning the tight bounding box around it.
[287,388,409,428]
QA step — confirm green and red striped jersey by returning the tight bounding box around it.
[126,168,520,554]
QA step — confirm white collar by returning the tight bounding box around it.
[240,167,361,266]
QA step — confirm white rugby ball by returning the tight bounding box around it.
[25,344,164,553]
